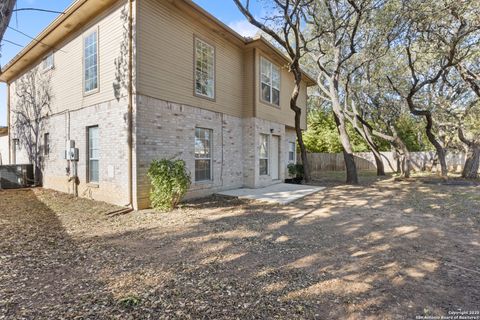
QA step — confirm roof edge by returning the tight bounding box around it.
[1,0,316,87]
[0,0,89,81]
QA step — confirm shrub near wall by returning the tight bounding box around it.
[147,159,191,211]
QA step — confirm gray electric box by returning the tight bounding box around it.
[66,147,79,161]
[64,140,79,161]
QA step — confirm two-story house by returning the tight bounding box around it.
[0,0,314,210]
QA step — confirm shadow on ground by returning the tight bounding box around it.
[0,174,479,319]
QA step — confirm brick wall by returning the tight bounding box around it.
[41,98,130,206]
[11,92,296,209]
[135,95,245,209]
[135,95,294,209]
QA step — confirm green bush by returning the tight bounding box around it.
[287,163,297,176]
[287,163,304,179]
[295,164,304,179]
[147,159,191,211]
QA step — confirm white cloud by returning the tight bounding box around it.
[228,19,260,38]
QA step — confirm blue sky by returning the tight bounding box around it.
[0,0,262,126]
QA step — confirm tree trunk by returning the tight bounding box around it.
[359,123,385,176]
[458,128,479,179]
[0,0,16,41]
[394,142,411,178]
[290,65,311,183]
[294,105,311,183]
[330,90,358,184]
[333,111,358,184]
[394,149,401,174]
[355,125,385,176]
[462,146,480,179]
[424,115,448,177]
[406,99,448,177]
[389,125,411,178]
[34,164,43,186]
[343,106,386,176]
[368,124,411,178]
[372,148,386,176]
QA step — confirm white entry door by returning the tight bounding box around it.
[271,136,280,180]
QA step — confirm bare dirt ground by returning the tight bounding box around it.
[0,173,479,319]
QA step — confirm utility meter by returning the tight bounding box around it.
[64,140,79,161]
[66,147,79,161]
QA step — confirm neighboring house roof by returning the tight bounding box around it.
[0,0,316,85]
[0,127,8,136]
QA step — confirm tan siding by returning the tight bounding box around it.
[9,0,309,130]
[242,48,255,118]
[9,1,128,116]
[138,0,245,118]
[254,50,308,130]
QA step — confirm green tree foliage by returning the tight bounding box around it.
[395,115,432,152]
[304,103,432,153]
[303,107,372,153]
[147,159,191,211]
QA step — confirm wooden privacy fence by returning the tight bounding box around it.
[304,151,475,178]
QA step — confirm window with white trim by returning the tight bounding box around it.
[288,141,296,163]
[84,30,98,93]
[259,134,269,175]
[261,57,280,106]
[42,53,54,71]
[194,38,215,99]
[88,126,99,183]
[195,127,212,181]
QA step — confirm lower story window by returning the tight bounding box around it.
[44,133,50,156]
[288,141,296,163]
[88,126,99,183]
[195,127,212,181]
[259,134,269,175]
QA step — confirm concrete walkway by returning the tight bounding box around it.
[217,183,325,205]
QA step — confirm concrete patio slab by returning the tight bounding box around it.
[217,183,325,204]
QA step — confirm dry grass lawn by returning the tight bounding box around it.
[0,173,479,319]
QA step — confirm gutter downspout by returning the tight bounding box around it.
[7,82,11,164]
[127,0,134,209]
[109,0,134,216]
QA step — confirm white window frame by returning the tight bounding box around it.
[42,52,54,71]
[83,28,99,95]
[288,141,296,163]
[260,57,281,106]
[259,134,269,176]
[194,37,215,100]
[87,126,99,183]
[195,127,213,182]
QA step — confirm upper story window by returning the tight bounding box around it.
[194,37,215,99]
[84,29,99,94]
[260,57,280,106]
[42,53,54,71]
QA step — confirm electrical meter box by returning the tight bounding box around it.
[66,148,79,161]
[64,140,79,161]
